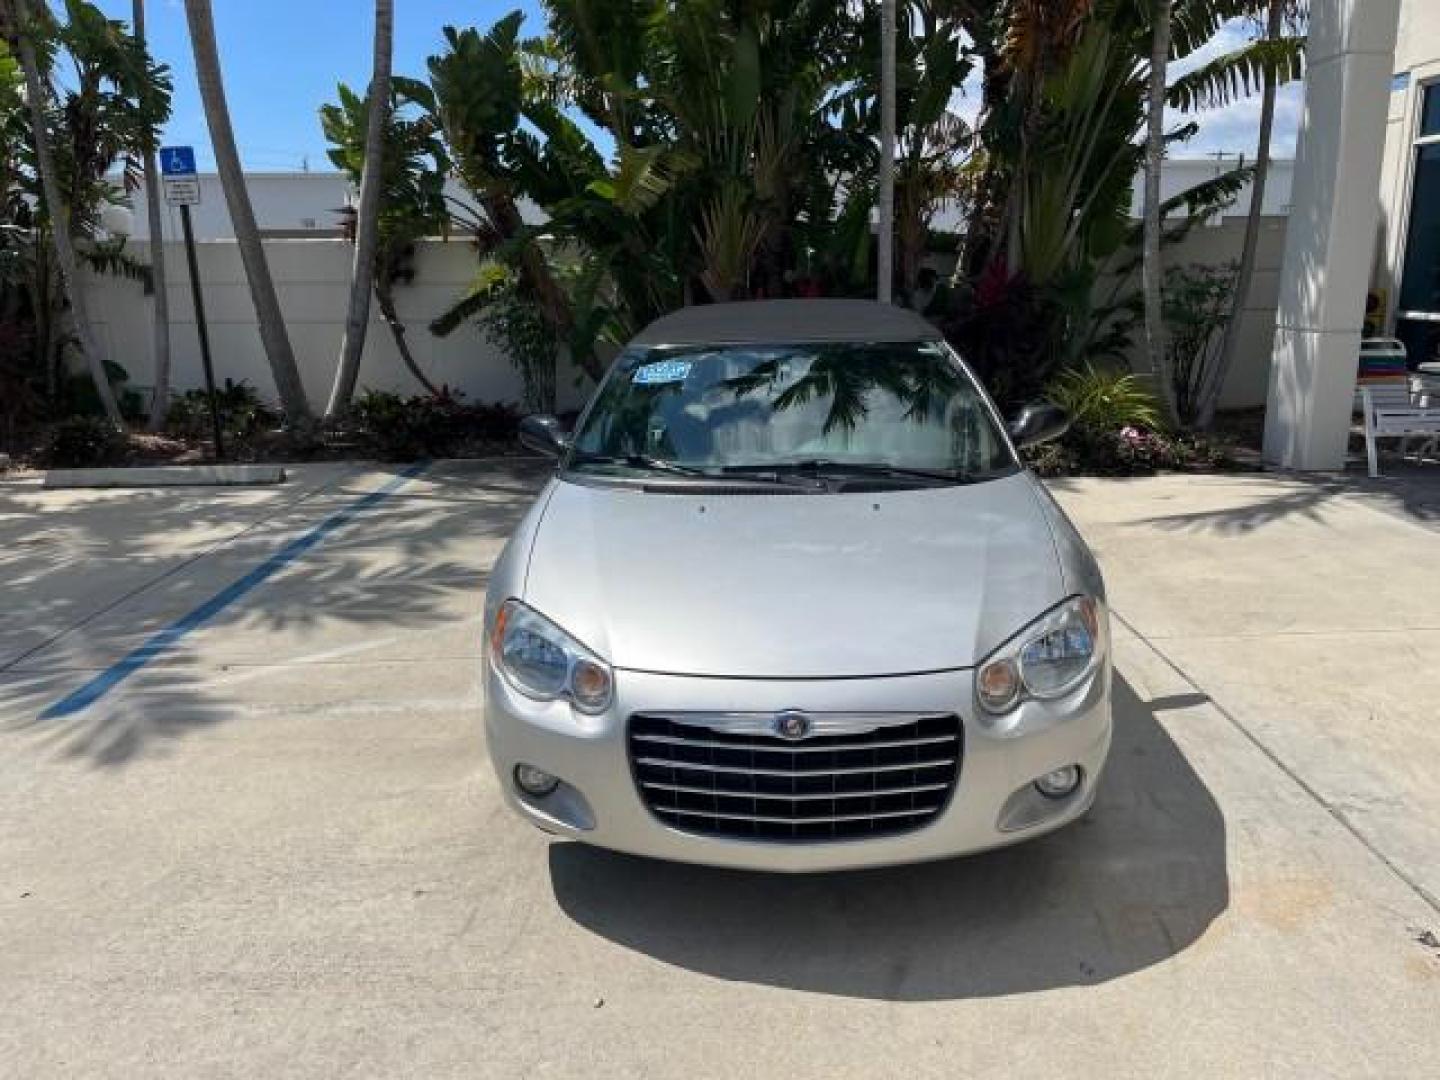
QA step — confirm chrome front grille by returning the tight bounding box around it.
[628,712,962,842]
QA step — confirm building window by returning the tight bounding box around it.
[1423,81,1440,139]
[1397,83,1440,366]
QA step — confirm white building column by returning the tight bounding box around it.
[1262,0,1401,471]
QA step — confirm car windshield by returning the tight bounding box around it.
[566,340,1015,481]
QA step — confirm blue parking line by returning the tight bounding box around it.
[40,462,429,720]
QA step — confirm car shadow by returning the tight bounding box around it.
[547,673,1227,1000]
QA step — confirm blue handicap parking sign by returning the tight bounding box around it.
[160,146,197,176]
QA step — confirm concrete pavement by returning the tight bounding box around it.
[1050,472,1440,910]
[1,463,1437,1078]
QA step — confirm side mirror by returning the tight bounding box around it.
[518,414,572,458]
[1007,402,1071,449]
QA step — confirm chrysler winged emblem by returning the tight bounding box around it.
[773,710,811,740]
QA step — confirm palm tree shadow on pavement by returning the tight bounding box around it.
[547,674,1227,1001]
[1,461,548,766]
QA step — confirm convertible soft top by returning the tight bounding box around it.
[629,299,943,347]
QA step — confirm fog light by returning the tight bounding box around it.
[1034,765,1081,799]
[514,763,559,797]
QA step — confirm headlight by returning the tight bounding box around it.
[976,596,1105,714]
[490,599,614,713]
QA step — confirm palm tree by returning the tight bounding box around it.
[319,77,448,397]
[1195,0,1295,428]
[182,0,310,422]
[133,0,170,431]
[1141,0,1174,418]
[876,0,896,303]
[426,15,575,365]
[7,0,125,427]
[890,4,972,302]
[324,0,391,420]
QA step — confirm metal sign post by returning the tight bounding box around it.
[160,146,224,460]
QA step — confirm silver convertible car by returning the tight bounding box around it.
[482,299,1111,872]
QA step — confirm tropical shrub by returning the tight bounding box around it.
[1164,262,1238,426]
[0,2,171,426]
[1028,359,1240,475]
[165,379,279,444]
[58,359,145,421]
[348,389,454,460]
[1047,363,1163,436]
[410,1,1290,409]
[163,392,214,440]
[1024,427,1237,476]
[937,264,1047,409]
[1025,422,1238,476]
[467,400,523,444]
[0,320,40,446]
[46,415,124,467]
[348,388,520,461]
[438,264,558,413]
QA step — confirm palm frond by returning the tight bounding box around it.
[593,143,695,216]
[79,237,151,293]
[1167,35,1306,111]
[694,183,768,301]
[1108,163,1259,281]
[429,262,509,337]
[1169,0,1255,59]
[1161,163,1256,219]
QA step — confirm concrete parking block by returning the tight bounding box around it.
[44,464,287,489]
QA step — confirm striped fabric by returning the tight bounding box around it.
[1357,339,1409,385]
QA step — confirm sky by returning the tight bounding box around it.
[85,1,1300,174]
[85,0,553,171]
[1169,19,1305,162]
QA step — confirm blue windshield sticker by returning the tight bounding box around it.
[633,359,692,385]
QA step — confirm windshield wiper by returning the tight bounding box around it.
[569,453,833,491]
[720,460,977,485]
[567,452,713,477]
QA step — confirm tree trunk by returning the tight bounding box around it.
[183,0,311,423]
[32,241,57,401]
[876,0,896,303]
[897,162,931,303]
[1141,0,1175,421]
[1197,0,1284,431]
[374,278,439,397]
[10,0,125,428]
[43,285,62,402]
[134,0,172,432]
[325,0,392,419]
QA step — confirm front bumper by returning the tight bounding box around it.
[483,660,1111,873]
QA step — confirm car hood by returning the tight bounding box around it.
[522,473,1067,678]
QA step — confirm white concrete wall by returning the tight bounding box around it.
[82,237,590,413]
[128,163,1282,243]
[111,173,542,242]
[1126,157,1295,219]
[84,227,1281,416]
[89,156,1294,414]
[1151,214,1291,409]
[927,158,1294,234]
[120,173,353,240]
